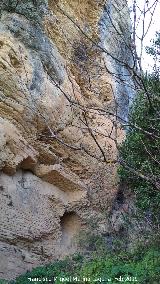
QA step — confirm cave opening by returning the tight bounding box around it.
[60,212,81,252]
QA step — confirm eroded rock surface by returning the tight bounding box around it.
[0,0,133,279]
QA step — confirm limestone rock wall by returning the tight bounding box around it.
[0,0,133,279]
[99,0,135,120]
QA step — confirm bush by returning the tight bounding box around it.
[118,75,160,220]
[6,240,159,284]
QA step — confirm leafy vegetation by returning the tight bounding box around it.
[118,32,160,221]
[118,74,160,221]
[4,235,159,284]
[118,81,159,219]
[146,32,160,77]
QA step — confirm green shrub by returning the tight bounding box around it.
[6,241,159,284]
[118,75,160,220]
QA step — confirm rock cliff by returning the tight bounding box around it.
[0,0,133,279]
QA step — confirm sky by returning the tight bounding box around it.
[127,0,160,71]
